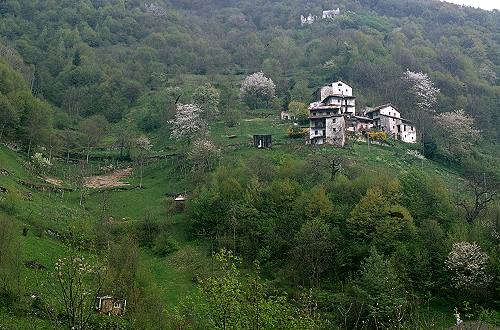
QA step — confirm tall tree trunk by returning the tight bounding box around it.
[86,143,90,163]
[27,139,32,158]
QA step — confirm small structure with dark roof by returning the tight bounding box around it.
[174,194,187,212]
[253,135,272,149]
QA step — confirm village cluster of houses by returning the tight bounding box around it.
[301,7,341,25]
[282,81,417,147]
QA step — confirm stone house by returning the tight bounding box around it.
[364,104,417,143]
[347,115,374,133]
[281,111,296,121]
[322,8,340,19]
[308,81,355,147]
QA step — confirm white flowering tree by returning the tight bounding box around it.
[434,109,481,160]
[402,69,440,146]
[50,255,103,330]
[239,72,276,109]
[170,103,208,144]
[187,138,221,172]
[402,69,440,114]
[445,242,491,294]
[31,152,52,175]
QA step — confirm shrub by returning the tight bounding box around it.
[153,232,179,257]
[368,131,387,141]
[287,125,308,138]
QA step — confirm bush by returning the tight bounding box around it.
[153,232,179,257]
[368,131,387,141]
[287,125,308,138]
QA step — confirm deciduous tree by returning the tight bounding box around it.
[445,242,491,295]
[434,109,481,161]
[170,103,208,144]
[192,83,220,122]
[79,114,108,163]
[239,72,276,109]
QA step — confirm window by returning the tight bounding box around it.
[338,83,343,86]
[404,125,407,131]
[333,128,336,132]
[323,130,326,136]
[315,130,318,135]
[332,118,336,123]
[393,126,395,129]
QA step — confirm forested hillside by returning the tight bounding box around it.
[0,0,499,329]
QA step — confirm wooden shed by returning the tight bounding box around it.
[96,296,126,316]
[253,135,272,149]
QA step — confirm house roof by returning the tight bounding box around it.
[364,103,399,114]
[352,116,373,121]
[400,118,416,124]
[323,95,356,100]
[174,195,186,201]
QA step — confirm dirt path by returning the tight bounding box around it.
[84,168,133,189]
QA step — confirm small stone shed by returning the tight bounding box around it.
[174,194,187,212]
[253,135,272,149]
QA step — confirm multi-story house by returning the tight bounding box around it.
[308,81,355,146]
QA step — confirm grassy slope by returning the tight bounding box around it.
[0,111,472,327]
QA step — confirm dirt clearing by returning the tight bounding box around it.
[84,168,133,189]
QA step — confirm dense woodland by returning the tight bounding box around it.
[0,0,499,329]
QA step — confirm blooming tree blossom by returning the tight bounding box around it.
[31,152,52,175]
[170,103,208,143]
[402,69,440,113]
[434,109,481,159]
[239,72,276,109]
[445,242,491,292]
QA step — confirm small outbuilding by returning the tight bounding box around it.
[174,194,187,212]
[96,296,126,316]
[253,135,272,149]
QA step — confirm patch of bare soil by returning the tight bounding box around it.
[43,177,63,186]
[84,168,133,189]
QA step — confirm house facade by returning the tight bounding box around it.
[301,6,340,25]
[308,81,354,147]
[364,104,417,144]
